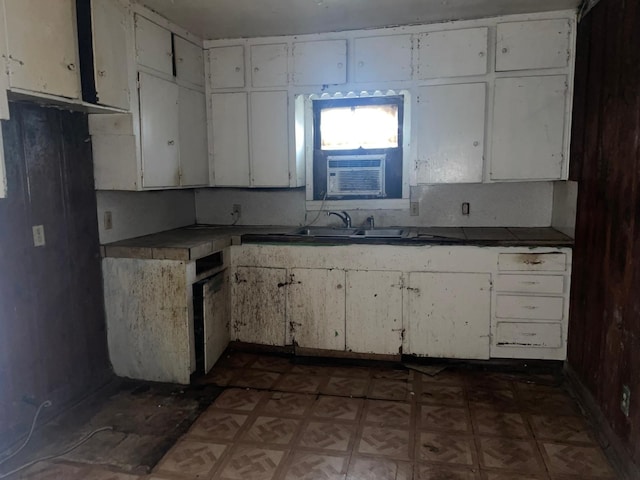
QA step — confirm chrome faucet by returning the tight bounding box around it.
[327,211,352,228]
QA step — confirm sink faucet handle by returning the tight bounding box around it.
[342,211,352,228]
[366,216,375,229]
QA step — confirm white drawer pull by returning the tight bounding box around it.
[522,281,539,285]
[523,305,538,310]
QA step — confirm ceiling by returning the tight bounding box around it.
[140,0,581,40]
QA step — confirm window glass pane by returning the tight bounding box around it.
[320,104,398,150]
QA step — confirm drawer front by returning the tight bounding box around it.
[496,322,562,349]
[495,274,564,294]
[496,295,564,320]
[498,253,566,271]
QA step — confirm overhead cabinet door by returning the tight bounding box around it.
[174,36,205,87]
[250,91,289,187]
[354,35,412,83]
[135,15,173,75]
[416,83,486,184]
[496,19,571,71]
[416,27,488,79]
[491,75,567,181]
[251,43,288,87]
[91,0,130,109]
[139,73,180,188]
[210,92,251,186]
[4,0,80,99]
[293,40,346,86]
[209,46,245,88]
[178,87,208,186]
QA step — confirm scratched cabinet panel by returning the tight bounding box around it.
[496,295,564,321]
[210,92,250,186]
[416,27,488,79]
[406,272,491,359]
[415,83,486,184]
[4,0,80,99]
[251,43,288,87]
[135,14,173,76]
[232,267,286,346]
[286,268,346,351]
[495,322,563,349]
[139,72,180,188]
[209,46,245,89]
[497,252,567,271]
[353,35,412,83]
[293,40,346,86]
[345,270,403,355]
[174,36,205,87]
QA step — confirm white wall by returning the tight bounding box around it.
[195,182,554,228]
[551,180,578,238]
[96,190,196,243]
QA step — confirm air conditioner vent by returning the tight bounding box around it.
[327,155,385,197]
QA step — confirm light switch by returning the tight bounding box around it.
[32,225,46,247]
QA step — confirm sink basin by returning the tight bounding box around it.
[291,227,358,237]
[353,228,406,238]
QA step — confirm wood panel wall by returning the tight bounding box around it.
[0,102,111,446]
[567,0,640,468]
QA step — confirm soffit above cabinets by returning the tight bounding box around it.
[139,0,580,40]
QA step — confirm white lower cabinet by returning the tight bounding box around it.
[406,272,491,359]
[346,270,403,355]
[231,266,287,346]
[286,268,346,350]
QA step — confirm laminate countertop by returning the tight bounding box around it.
[102,225,573,261]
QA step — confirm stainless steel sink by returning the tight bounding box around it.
[291,227,358,237]
[353,228,407,238]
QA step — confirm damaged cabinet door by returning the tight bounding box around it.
[286,268,346,351]
[232,266,286,346]
[406,272,491,359]
[345,270,403,355]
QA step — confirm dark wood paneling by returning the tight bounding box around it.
[568,0,640,468]
[0,102,111,445]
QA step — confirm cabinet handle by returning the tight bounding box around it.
[67,63,76,71]
[523,305,538,310]
[522,281,539,285]
[358,61,364,68]
[337,62,343,68]
[501,47,509,54]
[168,140,175,146]
[478,51,485,57]
[235,66,241,72]
[98,70,106,77]
[254,67,259,72]
[473,141,479,147]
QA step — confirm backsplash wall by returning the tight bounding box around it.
[195,182,554,228]
[97,190,196,243]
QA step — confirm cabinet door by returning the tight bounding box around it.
[416,27,488,79]
[210,92,250,186]
[135,15,173,75]
[251,43,288,87]
[232,267,286,346]
[287,268,346,351]
[209,46,245,88]
[354,35,412,83]
[203,271,230,373]
[250,91,289,187]
[139,73,180,188]
[416,83,486,184]
[4,0,80,99]
[178,87,208,186]
[91,0,130,109]
[346,270,403,355]
[496,19,571,71]
[174,36,204,87]
[293,40,346,86]
[407,272,491,359]
[491,76,566,181]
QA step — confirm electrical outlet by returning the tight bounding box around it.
[232,204,241,219]
[104,211,113,230]
[32,225,45,247]
[410,202,419,216]
[621,385,631,417]
[462,202,470,215]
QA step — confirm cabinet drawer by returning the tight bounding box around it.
[496,295,564,320]
[498,252,566,271]
[495,322,562,348]
[495,274,564,294]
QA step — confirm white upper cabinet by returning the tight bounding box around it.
[4,0,80,99]
[416,82,486,184]
[174,36,204,87]
[250,91,289,187]
[251,43,288,87]
[491,75,567,181]
[354,35,412,83]
[139,73,180,188]
[293,40,346,86]
[210,92,251,186]
[209,46,245,88]
[178,86,208,186]
[416,27,488,79]
[496,19,571,71]
[91,0,130,110]
[135,15,173,76]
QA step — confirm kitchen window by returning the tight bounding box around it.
[312,96,404,200]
